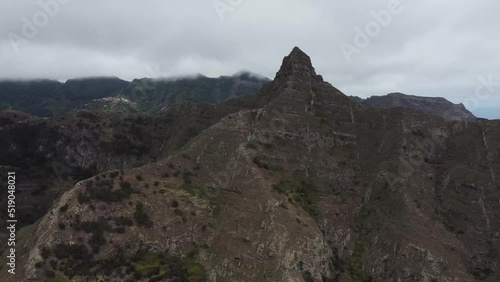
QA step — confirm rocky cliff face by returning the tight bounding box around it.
[3,48,499,282]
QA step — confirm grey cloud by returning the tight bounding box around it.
[0,0,499,117]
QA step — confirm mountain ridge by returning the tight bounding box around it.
[0,73,269,116]
[353,92,477,120]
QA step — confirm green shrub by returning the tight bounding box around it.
[120,181,132,189]
[183,171,193,185]
[40,246,51,259]
[171,200,179,208]
[115,216,133,227]
[174,208,188,222]
[183,250,206,282]
[134,203,153,228]
[52,243,90,261]
[59,204,69,213]
[113,227,126,234]
[275,179,320,218]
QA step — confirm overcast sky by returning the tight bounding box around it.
[1,0,499,118]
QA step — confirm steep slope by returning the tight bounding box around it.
[5,48,500,282]
[360,92,476,120]
[0,100,257,253]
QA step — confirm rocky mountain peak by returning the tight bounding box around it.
[274,47,323,82]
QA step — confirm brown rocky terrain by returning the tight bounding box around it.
[2,47,499,281]
[0,100,256,251]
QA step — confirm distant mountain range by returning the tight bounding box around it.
[1,72,486,121]
[351,92,476,120]
[0,72,270,116]
[0,77,129,116]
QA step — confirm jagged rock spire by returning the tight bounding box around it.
[274,47,322,82]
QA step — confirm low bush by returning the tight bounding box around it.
[134,203,153,228]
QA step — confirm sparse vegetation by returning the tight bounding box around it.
[51,242,92,275]
[315,111,330,123]
[338,145,353,154]
[346,241,365,281]
[78,179,134,203]
[71,217,111,253]
[274,179,320,218]
[130,248,205,281]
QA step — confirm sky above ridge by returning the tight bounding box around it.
[1,0,499,118]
